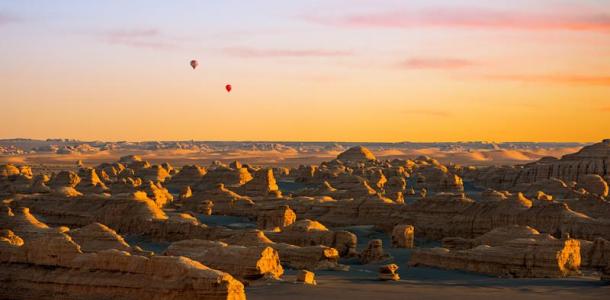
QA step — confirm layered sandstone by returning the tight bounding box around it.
[165,239,284,280]
[410,235,581,278]
[0,205,246,300]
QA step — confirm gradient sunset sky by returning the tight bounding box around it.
[1,0,609,142]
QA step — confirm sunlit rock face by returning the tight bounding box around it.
[0,204,246,300]
[164,239,284,280]
[337,146,377,162]
[234,168,281,197]
[411,235,581,278]
[256,205,296,231]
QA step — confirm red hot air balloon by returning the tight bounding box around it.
[190,60,198,69]
[225,84,232,93]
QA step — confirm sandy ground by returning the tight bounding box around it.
[247,273,609,300]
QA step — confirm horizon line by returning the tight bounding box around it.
[0,137,598,145]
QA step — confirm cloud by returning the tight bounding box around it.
[399,58,476,69]
[305,8,610,33]
[485,74,610,86]
[0,12,20,26]
[401,109,452,117]
[100,28,177,50]
[223,47,353,58]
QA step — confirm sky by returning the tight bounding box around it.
[0,0,609,142]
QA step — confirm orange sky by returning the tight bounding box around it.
[1,1,609,142]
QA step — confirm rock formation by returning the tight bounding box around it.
[187,184,255,216]
[359,239,391,264]
[391,224,414,248]
[337,146,376,162]
[234,168,281,197]
[165,239,284,280]
[577,174,609,198]
[166,164,207,192]
[76,168,108,194]
[410,235,581,278]
[296,270,316,285]
[257,205,296,231]
[378,264,400,281]
[0,204,246,300]
[266,219,357,256]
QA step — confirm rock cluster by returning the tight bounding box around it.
[0,205,246,300]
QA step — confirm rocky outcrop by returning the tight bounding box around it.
[142,180,174,208]
[68,222,151,256]
[266,219,357,256]
[9,191,169,234]
[577,174,609,198]
[220,230,342,270]
[0,205,246,300]
[580,237,610,269]
[198,165,253,190]
[391,224,414,248]
[0,164,21,178]
[76,168,108,194]
[337,146,376,162]
[234,168,281,197]
[166,165,207,192]
[165,239,283,280]
[379,264,400,281]
[257,205,296,231]
[411,163,464,193]
[359,239,391,264]
[410,235,581,278]
[296,270,316,285]
[48,171,80,189]
[187,184,255,216]
[135,165,171,183]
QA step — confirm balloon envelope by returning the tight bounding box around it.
[225,84,232,92]
[190,60,198,69]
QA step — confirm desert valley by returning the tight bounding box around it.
[1,139,609,299]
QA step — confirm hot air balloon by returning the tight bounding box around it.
[225,84,232,93]
[190,60,198,69]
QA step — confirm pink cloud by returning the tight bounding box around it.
[305,8,610,33]
[0,12,20,26]
[224,47,353,58]
[486,74,610,86]
[100,29,176,50]
[399,58,476,69]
